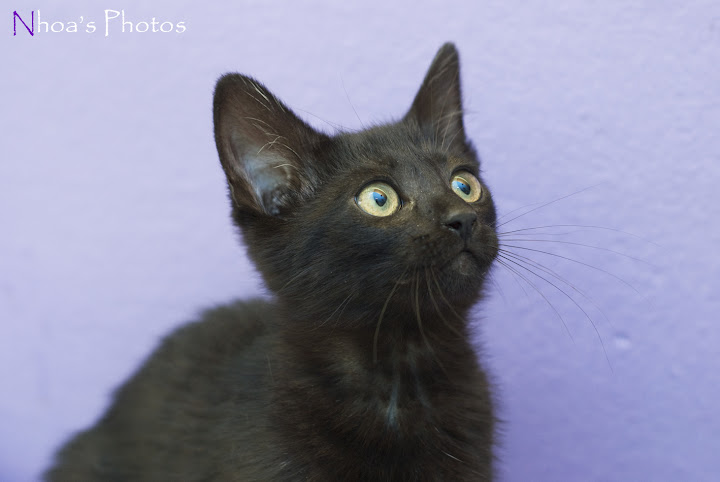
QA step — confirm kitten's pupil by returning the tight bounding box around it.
[454,179,471,196]
[373,190,387,207]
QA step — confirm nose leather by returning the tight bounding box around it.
[444,211,477,241]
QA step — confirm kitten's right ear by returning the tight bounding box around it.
[213,74,328,216]
[404,42,467,151]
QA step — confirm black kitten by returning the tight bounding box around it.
[46,42,499,481]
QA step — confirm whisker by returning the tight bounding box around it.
[498,248,612,328]
[414,270,446,373]
[315,292,355,330]
[439,65,460,150]
[495,200,544,223]
[499,244,641,295]
[496,264,530,299]
[498,224,661,247]
[497,254,613,370]
[497,184,605,228]
[442,123,463,152]
[487,270,512,304]
[424,266,464,338]
[495,259,574,340]
[340,74,364,128]
[499,240,654,266]
[429,268,464,322]
[294,107,351,132]
[277,264,316,295]
[499,230,584,237]
[373,268,407,364]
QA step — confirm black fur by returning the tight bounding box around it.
[46,42,499,481]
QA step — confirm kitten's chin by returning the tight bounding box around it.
[448,249,483,277]
[452,250,477,277]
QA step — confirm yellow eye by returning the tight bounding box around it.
[356,182,400,217]
[451,171,482,203]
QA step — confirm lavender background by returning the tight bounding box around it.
[2,1,719,480]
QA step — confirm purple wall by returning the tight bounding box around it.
[2,1,719,480]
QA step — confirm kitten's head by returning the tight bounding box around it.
[213,43,498,327]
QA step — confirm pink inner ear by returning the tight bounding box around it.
[243,152,295,215]
[214,74,329,216]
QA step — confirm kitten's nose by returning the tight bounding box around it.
[444,211,477,241]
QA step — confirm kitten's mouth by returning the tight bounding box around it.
[450,249,478,276]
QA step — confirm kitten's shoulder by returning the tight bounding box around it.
[113,297,278,407]
[46,299,280,481]
[158,298,277,359]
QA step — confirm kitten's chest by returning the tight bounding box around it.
[273,338,494,480]
[367,344,443,430]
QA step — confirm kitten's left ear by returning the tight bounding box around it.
[404,42,466,150]
[213,74,328,216]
